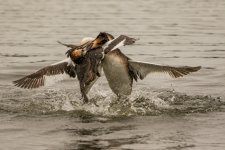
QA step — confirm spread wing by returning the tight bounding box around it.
[128,60,201,80]
[13,58,76,89]
[103,35,138,53]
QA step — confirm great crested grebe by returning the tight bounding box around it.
[102,50,201,96]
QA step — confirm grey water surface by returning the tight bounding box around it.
[0,0,225,149]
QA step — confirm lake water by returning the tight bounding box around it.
[0,0,225,149]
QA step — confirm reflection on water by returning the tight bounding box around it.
[0,0,225,149]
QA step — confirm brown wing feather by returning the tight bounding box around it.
[128,60,201,80]
[13,62,75,89]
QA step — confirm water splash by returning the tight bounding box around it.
[1,87,224,117]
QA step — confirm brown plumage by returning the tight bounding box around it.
[128,60,201,80]
[13,61,76,89]
[74,47,104,103]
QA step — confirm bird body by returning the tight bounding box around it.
[75,47,104,102]
[102,49,133,96]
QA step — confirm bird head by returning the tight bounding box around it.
[68,48,87,64]
[90,32,115,49]
[65,37,94,61]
